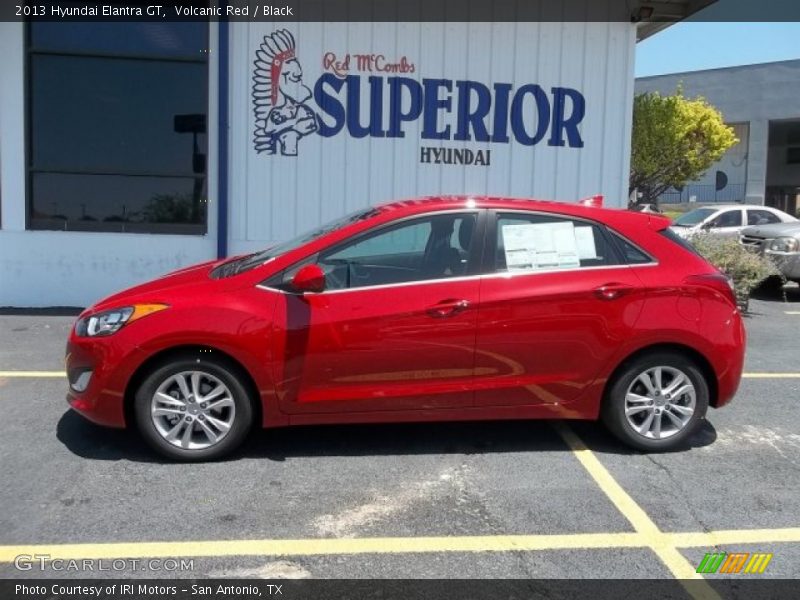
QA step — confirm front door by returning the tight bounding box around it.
[271,211,483,414]
[706,208,745,238]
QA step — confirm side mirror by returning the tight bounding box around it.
[701,222,713,230]
[291,264,326,294]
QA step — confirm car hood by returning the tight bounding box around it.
[741,223,800,238]
[90,258,225,311]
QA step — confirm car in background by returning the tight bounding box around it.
[629,203,663,215]
[741,221,800,283]
[66,197,746,460]
[670,204,796,239]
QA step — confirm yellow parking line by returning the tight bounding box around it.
[0,371,65,377]
[669,527,800,547]
[0,533,647,562]
[784,311,800,315]
[742,373,800,378]
[553,423,718,598]
[2,527,798,564]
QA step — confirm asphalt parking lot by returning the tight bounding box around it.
[1,286,799,589]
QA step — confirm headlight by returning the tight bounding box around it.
[75,304,168,337]
[768,237,800,253]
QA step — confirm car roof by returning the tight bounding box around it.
[371,195,671,230]
[685,204,743,211]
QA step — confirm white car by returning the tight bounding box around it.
[669,204,797,239]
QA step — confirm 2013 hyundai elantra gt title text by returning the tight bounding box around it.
[66,197,745,460]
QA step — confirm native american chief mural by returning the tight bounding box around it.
[252,29,318,156]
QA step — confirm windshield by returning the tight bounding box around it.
[228,207,381,275]
[673,208,716,227]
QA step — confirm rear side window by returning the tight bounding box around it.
[494,213,619,272]
[610,233,654,264]
[747,209,781,226]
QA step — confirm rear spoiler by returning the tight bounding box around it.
[578,194,670,230]
[648,214,672,231]
[578,195,604,208]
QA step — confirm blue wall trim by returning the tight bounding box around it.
[216,16,230,259]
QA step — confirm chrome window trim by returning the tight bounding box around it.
[492,209,659,268]
[256,262,656,296]
[255,208,660,296]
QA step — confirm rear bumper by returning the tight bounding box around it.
[713,309,746,408]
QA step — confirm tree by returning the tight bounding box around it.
[629,88,738,205]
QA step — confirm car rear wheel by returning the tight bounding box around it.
[134,357,254,461]
[601,352,709,452]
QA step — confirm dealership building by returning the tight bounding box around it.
[0,3,710,307]
[635,59,800,212]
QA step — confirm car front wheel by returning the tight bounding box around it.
[134,356,254,461]
[602,352,709,452]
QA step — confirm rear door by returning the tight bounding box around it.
[747,209,783,227]
[473,211,647,407]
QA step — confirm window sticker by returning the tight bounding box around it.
[574,226,598,260]
[501,222,580,271]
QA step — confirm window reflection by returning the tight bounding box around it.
[31,174,206,233]
[28,23,209,234]
[30,22,208,60]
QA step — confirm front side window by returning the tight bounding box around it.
[494,213,619,272]
[27,23,209,234]
[709,210,742,228]
[317,213,477,290]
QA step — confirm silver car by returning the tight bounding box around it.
[741,222,800,283]
[670,204,796,240]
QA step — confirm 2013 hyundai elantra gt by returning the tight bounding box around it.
[66,197,746,460]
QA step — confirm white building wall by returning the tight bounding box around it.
[1,14,639,307]
[0,22,220,307]
[227,19,637,254]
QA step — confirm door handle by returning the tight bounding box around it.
[593,283,634,300]
[427,299,470,318]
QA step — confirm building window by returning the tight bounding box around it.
[27,23,209,234]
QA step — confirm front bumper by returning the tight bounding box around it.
[765,250,800,281]
[65,335,143,428]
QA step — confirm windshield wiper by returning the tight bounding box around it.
[212,254,256,279]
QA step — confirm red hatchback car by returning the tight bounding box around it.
[66,197,745,460]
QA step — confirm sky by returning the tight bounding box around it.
[636,22,800,77]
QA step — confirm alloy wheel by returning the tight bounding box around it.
[150,371,236,450]
[624,366,696,440]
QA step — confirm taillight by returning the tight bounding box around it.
[683,273,737,307]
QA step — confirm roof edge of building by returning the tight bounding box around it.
[636,58,800,81]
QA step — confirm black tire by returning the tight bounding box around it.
[134,355,254,461]
[601,351,709,452]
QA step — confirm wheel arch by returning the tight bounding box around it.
[603,343,719,408]
[123,344,262,429]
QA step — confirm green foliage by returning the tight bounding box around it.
[630,88,738,203]
[689,234,782,311]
